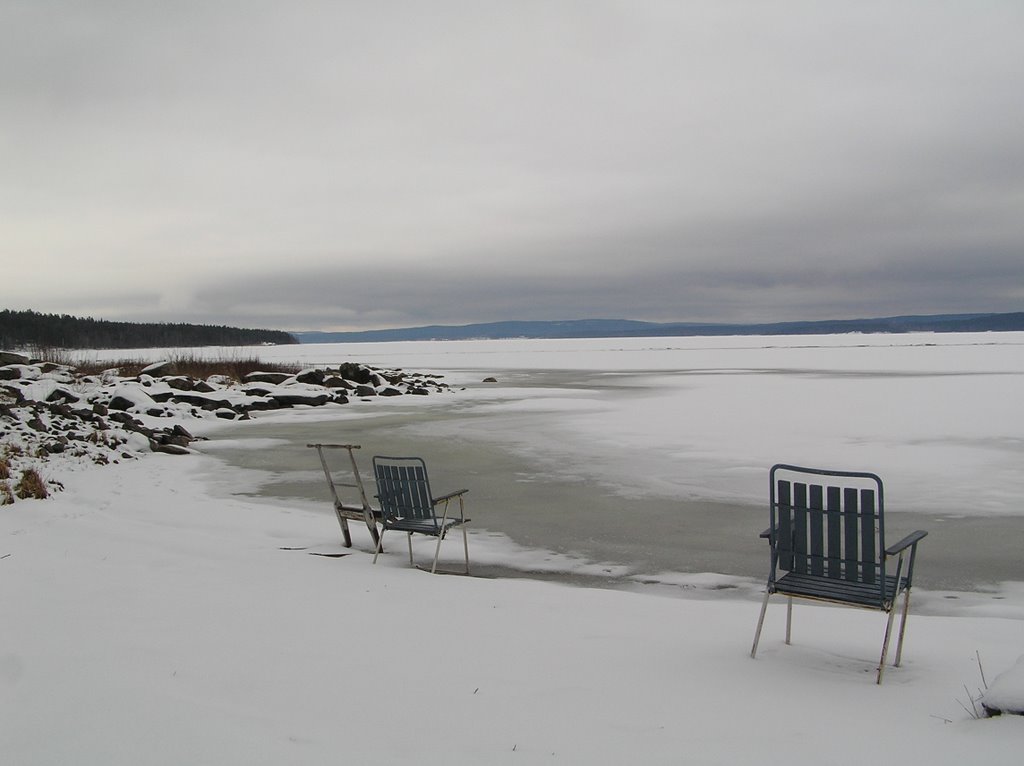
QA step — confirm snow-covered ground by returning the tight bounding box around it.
[3,333,1023,763]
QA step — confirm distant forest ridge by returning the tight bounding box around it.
[295,312,1024,343]
[1,309,298,350]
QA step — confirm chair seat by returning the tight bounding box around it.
[383,516,468,536]
[772,572,907,609]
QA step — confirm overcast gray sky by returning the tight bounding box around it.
[3,1,1023,332]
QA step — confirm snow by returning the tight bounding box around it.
[3,333,1023,763]
[983,655,1024,715]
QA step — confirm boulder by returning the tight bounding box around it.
[0,351,30,365]
[46,387,80,404]
[150,441,191,455]
[140,360,175,376]
[244,371,292,385]
[335,363,374,385]
[982,655,1024,717]
[108,385,155,412]
[168,392,233,410]
[164,377,195,391]
[295,368,325,385]
[323,376,353,390]
[269,392,330,407]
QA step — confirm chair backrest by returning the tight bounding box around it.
[373,456,437,525]
[769,464,885,587]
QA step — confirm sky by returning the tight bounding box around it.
[3,1,1023,333]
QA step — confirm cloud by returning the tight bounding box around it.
[3,1,1023,330]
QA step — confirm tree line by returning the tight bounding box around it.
[0,309,298,350]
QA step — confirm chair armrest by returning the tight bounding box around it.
[760,528,773,540]
[432,489,469,504]
[885,530,928,556]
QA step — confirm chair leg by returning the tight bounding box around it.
[372,528,386,564]
[876,607,898,684]
[751,591,771,658]
[785,597,793,645]
[462,524,470,575]
[407,533,414,566]
[430,532,444,574]
[894,588,913,667]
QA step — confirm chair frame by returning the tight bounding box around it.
[371,455,470,574]
[750,464,927,683]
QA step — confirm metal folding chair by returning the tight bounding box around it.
[371,455,470,574]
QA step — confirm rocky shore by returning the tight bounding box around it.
[0,351,452,503]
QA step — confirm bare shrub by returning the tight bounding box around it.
[0,482,13,505]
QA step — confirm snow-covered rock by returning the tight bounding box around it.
[1,358,451,504]
[983,655,1024,716]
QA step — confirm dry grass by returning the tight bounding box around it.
[14,468,48,500]
[38,350,302,382]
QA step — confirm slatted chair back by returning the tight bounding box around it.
[373,456,439,529]
[769,464,885,607]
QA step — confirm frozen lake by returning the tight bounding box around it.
[187,333,1024,595]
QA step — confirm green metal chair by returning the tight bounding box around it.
[371,456,470,574]
[750,464,927,683]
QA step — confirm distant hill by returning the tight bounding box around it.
[1,309,299,350]
[295,312,1024,343]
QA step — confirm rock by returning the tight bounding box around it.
[150,441,191,455]
[483,377,498,383]
[46,387,80,404]
[335,363,374,385]
[108,411,142,428]
[244,399,281,411]
[243,371,291,384]
[269,392,330,407]
[171,424,194,440]
[378,387,403,397]
[0,367,20,380]
[982,655,1024,717]
[168,392,233,410]
[295,368,325,385]
[192,380,216,393]
[141,360,174,376]
[323,376,352,390]
[47,403,75,418]
[0,351,30,365]
[108,385,155,412]
[214,409,237,419]
[164,377,195,391]
[108,396,136,411]
[354,385,376,397]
